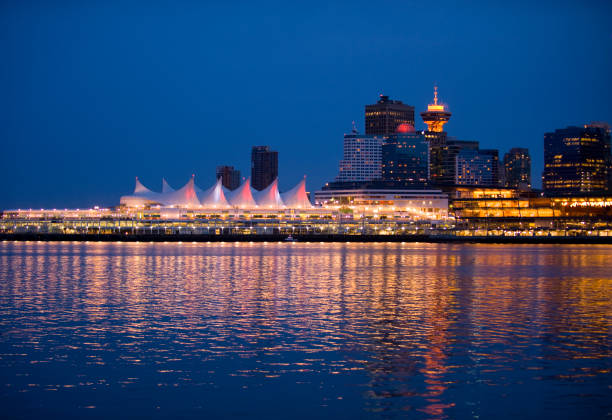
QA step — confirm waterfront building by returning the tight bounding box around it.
[365,95,415,136]
[336,125,383,182]
[119,175,311,209]
[251,146,278,191]
[382,128,429,184]
[447,185,612,235]
[314,186,449,221]
[216,165,241,191]
[543,123,611,196]
[503,148,531,190]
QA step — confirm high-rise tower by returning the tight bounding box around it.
[503,148,531,190]
[542,123,611,196]
[251,146,278,191]
[365,95,415,136]
[216,165,241,191]
[421,86,451,133]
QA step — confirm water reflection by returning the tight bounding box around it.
[0,242,610,418]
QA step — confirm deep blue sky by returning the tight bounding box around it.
[2,0,611,209]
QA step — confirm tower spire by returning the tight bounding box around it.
[421,84,451,133]
[434,85,438,106]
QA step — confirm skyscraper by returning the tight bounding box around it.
[422,86,452,182]
[431,140,500,187]
[251,146,278,191]
[336,125,383,182]
[543,123,611,196]
[382,130,429,184]
[216,165,241,191]
[503,148,531,190]
[365,95,415,136]
[455,148,500,187]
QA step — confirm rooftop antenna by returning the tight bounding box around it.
[351,120,358,133]
[434,84,438,105]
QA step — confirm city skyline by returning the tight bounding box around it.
[2,1,612,209]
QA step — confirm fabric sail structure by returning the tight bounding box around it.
[120,175,312,209]
[120,177,162,206]
[158,176,201,207]
[162,178,175,193]
[280,177,312,208]
[253,178,284,208]
[134,177,153,194]
[226,178,257,207]
[198,178,230,208]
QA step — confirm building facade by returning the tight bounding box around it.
[336,128,383,182]
[216,165,241,191]
[365,95,415,136]
[382,132,429,184]
[431,140,477,185]
[455,148,500,187]
[251,146,278,191]
[503,148,531,190]
[543,123,611,196]
[314,187,449,221]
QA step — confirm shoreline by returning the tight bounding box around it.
[1,232,611,244]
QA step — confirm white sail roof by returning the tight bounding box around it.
[120,175,313,210]
[281,177,312,208]
[253,178,284,208]
[226,178,257,207]
[198,178,230,208]
[134,177,153,194]
[162,178,175,193]
[158,176,201,207]
[120,177,163,206]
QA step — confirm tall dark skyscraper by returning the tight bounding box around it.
[455,147,500,187]
[503,148,531,190]
[216,165,241,190]
[251,146,278,191]
[365,95,415,136]
[543,123,611,196]
[382,131,429,184]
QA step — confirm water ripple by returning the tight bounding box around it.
[0,241,610,419]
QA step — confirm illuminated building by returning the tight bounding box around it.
[382,126,429,184]
[420,86,451,134]
[314,187,449,221]
[503,148,531,190]
[422,86,452,182]
[251,146,278,191]
[216,165,241,191]
[447,186,612,235]
[336,125,383,182]
[365,95,415,136]
[543,123,611,196]
[2,176,452,237]
[119,175,311,209]
[455,147,500,187]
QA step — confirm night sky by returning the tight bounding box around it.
[2,0,611,209]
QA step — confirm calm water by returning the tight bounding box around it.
[0,241,610,419]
